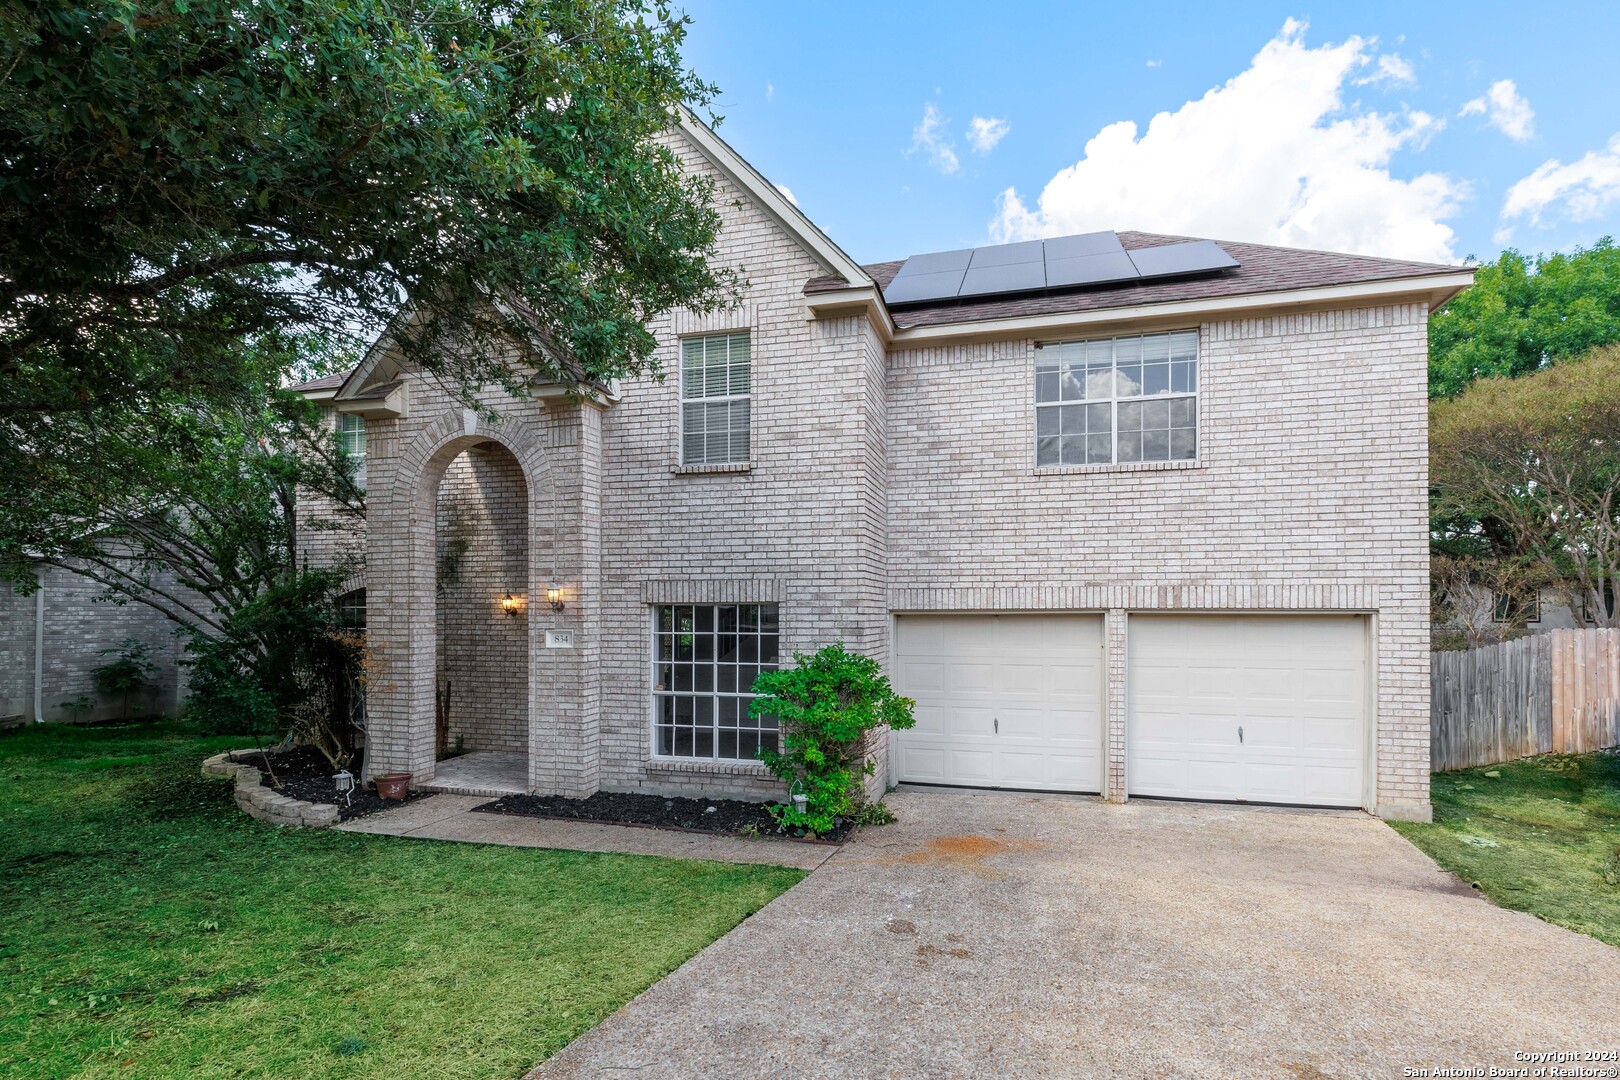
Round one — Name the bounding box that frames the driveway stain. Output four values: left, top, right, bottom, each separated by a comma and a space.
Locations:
896, 834, 1043, 867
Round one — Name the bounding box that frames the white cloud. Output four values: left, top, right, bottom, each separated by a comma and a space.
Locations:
1459, 79, 1534, 141
991, 19, 1463, 263
1501, 134, 1620, 226
1358, 52, 1415, 86
766, 81, 775, 102
967, 115, 1010, 155
1146, 59, 1161, 69
907, 102, 959, 175
775, 183, 798, 207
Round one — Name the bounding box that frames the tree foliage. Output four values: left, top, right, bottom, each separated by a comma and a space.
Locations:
1, 0, 735, 566
1430, 344, 1620, 630
749, 644, 916, 836
1430, 239, 1620, 398
5, 351, 369, 760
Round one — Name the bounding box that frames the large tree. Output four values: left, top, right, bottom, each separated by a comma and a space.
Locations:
1429, 239, 1620, 398
1, 0, 734, 580
1430, 344, 1620, 630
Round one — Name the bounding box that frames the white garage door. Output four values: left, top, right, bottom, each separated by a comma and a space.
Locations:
1128, 615, 1367, 807
893, 614, 1105, 793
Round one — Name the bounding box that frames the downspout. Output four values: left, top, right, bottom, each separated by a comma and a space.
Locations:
32, 566, 44, 722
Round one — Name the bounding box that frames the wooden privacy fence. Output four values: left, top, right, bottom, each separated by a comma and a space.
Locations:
1431, 628, 1620, 771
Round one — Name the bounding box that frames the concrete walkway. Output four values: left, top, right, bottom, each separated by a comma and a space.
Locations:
336, 793, 836, 870
531, 789, 1620, 1080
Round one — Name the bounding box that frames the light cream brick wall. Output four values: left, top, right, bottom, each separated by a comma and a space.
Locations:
593, 135, 891, 800
885, 304, 1432, 819
310, 127, 1433, 819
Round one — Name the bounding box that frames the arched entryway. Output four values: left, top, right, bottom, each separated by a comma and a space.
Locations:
362, 401, 600, 798
429, 440, 533, 790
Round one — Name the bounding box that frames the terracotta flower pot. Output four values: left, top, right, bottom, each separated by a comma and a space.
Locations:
373, 772, 412, 801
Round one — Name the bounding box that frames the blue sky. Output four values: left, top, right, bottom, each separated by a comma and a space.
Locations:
673, 2, 1620, 267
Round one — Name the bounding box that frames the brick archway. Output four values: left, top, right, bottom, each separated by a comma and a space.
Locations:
363, 403, 601, 796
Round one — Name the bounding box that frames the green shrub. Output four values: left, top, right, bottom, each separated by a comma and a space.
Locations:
750, 643, 915, 836
91, 639, 160, 720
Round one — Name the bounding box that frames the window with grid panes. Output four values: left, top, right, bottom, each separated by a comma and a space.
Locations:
1034, 330, 1198, 466
652, 604, 779, 760
337, 412, 367, 488
680, 332, 751, 465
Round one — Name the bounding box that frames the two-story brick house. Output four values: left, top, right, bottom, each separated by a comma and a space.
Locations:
297, 110, 1471, 822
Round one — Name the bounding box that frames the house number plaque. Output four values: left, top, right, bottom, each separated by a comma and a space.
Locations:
544, 629, 574, 649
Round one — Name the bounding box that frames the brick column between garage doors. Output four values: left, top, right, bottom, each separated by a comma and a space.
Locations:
1104, 608, 1128, 803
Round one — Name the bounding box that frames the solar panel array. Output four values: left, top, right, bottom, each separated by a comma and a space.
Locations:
880, 231, 1238, 306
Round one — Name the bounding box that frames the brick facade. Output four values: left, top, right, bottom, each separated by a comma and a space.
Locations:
1, 563, 187, 725
302, 122, 1440, 821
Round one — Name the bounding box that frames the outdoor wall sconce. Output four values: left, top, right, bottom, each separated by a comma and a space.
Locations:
501, 592, 525, 619
547, 582, 566, 613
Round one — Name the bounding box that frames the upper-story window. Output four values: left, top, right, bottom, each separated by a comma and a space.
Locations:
1035, 329, 1198, 466
337, 412, 366, 488
681, 332, 751, 465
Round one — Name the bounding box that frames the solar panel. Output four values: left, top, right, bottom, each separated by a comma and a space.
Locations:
1043, 231, 1126, 260
967, 238, 1045, 268
1126, 239, 1239, 279
1045, 250, 1141, 288
879, 232, 1238, 305
882, 268, 968, 304
961, 259, 1047, 296
901, 247, 975, 274
881, 246, 973, 304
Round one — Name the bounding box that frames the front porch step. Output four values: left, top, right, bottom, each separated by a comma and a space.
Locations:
419, 751, 528, 797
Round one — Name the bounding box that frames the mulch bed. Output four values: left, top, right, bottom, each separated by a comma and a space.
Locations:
229, 746, 430, 822
471, 790, 851, 844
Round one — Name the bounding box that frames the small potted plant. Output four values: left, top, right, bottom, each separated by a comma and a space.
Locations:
373, 772, 412, 800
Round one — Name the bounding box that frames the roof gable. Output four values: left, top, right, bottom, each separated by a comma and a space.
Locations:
673, 108, 872, 289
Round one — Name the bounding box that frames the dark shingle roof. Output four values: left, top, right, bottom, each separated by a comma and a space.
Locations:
287, 369, 353, 393
807, 232, 1465, 330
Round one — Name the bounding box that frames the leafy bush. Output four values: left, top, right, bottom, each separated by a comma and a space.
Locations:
750, 643, 915, 836
92, 639, 160, 720
850, 800, 897, 828
184, 568, 363, 766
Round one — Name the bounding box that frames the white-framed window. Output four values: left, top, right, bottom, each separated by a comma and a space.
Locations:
337, 412, 366, 488
1035, 329, 1198, 466
651, 604, 779, 760
680, 332, 751, 465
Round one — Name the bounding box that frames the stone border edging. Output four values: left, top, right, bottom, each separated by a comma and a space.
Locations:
201, 750, 340, 828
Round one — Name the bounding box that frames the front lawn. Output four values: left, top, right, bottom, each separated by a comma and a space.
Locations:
1391, 750, 1620, 947
0, 721, 804, 1079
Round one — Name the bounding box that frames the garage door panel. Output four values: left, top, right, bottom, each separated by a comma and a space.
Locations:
896, 747, 946, 784
1128, 615, 1366, 808
894, 614, 1104, 793
947, 662, 997, 693
1183, 758, 1246, 798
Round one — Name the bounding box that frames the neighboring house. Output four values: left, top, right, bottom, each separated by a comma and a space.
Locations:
1441, 583, 1614, 645
292, 111, 1472, 822
0, 563, 188, 726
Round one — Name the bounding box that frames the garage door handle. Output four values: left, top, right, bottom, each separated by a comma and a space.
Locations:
1238, 725, 1244, 744
994, 717, 999, 735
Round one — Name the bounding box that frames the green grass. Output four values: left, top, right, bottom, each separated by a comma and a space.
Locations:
0, 721, 805, 1079
1391, 750, 1620, 946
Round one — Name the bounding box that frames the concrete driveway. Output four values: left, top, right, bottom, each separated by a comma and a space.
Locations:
532, 789, 1620, 1079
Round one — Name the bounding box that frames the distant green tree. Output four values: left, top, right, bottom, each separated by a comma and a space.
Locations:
1429, 240, 1620, 397
1430, 344, 1620, 629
